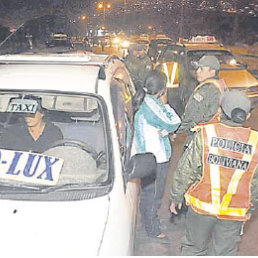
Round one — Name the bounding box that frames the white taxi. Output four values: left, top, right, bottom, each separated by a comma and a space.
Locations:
0, 53, 155, 257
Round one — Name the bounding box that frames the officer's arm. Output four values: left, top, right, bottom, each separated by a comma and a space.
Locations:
176, 84, 220, 134
170, 131, 202, 204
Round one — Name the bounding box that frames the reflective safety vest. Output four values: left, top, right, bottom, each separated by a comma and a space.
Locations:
195, 78, 228, 124
195, 78, 228, 97
185, 123, 258, 221
162, 62, 179, 88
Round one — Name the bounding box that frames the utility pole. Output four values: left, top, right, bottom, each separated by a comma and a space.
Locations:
123, 0, 127, 31
179, 0, 184, 38
232, 0, 238, 44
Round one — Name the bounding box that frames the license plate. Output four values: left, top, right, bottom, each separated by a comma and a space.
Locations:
0, 149, 64, 185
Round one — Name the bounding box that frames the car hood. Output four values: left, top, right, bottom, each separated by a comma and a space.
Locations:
220, 69, 258, 88
0, 195, 110, 258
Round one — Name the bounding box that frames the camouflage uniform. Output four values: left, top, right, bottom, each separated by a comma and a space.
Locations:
176, 76, 221, 134
124, 54, 153, 91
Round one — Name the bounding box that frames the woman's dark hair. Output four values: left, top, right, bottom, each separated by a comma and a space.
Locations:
132, 88, 145, 114
132, 70, 167, 115
144, 70, 167, 95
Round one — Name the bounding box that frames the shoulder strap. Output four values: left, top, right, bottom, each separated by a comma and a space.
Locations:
195, 78, 228, 93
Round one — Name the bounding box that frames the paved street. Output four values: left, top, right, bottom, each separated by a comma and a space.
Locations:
134, 106, 258, 256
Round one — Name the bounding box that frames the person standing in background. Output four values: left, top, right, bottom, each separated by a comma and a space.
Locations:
124, 43, 153, 91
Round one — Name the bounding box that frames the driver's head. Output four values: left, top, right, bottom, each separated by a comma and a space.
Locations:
23, 95, 45, 127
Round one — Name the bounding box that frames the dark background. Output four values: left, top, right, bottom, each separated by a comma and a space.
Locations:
0, 0, 257, 45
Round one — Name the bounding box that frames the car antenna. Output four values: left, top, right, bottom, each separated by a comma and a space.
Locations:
0, 22, 25, 48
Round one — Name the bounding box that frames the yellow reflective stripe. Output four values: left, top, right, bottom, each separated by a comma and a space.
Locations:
185, 193, 248, 217
220, 130, 258, 210
185, 193, 218, 214
162, 63, 170, 82
205, 125, 220, 210
162, 63, 178, 88
219, 207, 248, 216
220, 170, 245, 210
248, 130, 258, 156
163, 63, 172, 88
187, 128, 258, 218
170, 62, 178, 87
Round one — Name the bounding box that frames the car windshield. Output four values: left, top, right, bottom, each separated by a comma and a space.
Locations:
187, 50, 246, 70
0, 92, 109, 196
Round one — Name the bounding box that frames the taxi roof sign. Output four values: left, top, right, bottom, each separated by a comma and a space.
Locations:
53, 33, 68, 38
7, 99, 38, 114
188, 35, 218, 43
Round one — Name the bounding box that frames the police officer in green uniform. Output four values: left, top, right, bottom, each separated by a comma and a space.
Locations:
169, 90, 258, 256
124, 43, 153, 91
172, 55, 228, 217
176, 55, 226, 134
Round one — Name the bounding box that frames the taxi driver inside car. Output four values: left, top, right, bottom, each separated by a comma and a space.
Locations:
0, 96, 64, 186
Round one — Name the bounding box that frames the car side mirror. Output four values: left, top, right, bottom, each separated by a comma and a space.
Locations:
98, 65, 106, 80
125, 152, 157, 182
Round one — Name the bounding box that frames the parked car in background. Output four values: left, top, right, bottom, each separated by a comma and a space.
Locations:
0, 52, 155, 257
157, 35, 258, 115
45, 33, 73, 49
70, 36, 92, 51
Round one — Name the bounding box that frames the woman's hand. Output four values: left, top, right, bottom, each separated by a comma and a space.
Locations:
159, 91, 167, 104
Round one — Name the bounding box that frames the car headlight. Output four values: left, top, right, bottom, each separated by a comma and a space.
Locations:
121, 40, 130, 48
229, 58, 237, 66
113, 37, 120, 44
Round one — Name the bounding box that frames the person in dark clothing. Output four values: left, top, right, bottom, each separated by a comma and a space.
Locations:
147, 40, 159, 62
124, 43, 153, 91
1, 96, 63, 153
175, 55, 228, 154
177, 55, 227, 134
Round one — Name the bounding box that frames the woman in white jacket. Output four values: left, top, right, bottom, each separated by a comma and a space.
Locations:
133, 70, 181, 240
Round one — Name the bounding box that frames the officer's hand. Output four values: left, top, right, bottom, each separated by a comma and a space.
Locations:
170, 202, 182, 215
190, 125, 201, 132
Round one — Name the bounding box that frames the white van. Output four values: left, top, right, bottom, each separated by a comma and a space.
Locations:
0, 53, 155, 257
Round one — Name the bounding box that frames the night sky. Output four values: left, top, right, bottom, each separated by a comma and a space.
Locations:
0, 0, 257, 44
